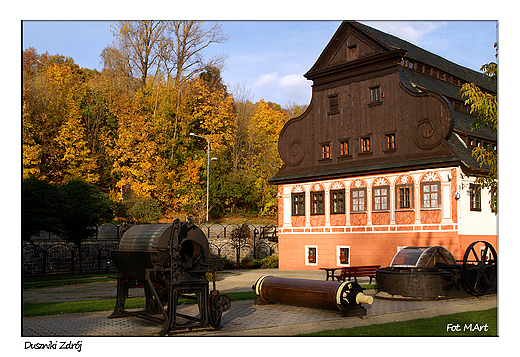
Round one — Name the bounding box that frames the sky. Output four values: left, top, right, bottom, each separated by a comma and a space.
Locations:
22, 20, 497, 107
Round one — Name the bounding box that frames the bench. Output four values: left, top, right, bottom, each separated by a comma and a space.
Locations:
334, 265, 380, 284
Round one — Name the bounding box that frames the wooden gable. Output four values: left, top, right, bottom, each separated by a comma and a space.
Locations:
306, 22, 390, 76
271, 22, 461, 185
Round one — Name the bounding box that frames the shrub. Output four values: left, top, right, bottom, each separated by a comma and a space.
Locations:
219, 256, 236, 270
260, 255, 279, 269
131, 197, 161, 223
250, 259, 262, 269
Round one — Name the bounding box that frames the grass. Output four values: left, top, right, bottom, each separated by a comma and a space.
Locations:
299, 308, 497, 337
23, 291, 257, 317
23, 273, 117, 289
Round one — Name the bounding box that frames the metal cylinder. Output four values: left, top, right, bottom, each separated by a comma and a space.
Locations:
253, 276, 372, 312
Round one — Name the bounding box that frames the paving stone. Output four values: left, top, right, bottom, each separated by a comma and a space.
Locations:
23, 295, 496, 337
23, 269, 497, 336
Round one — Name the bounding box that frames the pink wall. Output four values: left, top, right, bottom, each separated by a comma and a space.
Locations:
278, 231, 497, 270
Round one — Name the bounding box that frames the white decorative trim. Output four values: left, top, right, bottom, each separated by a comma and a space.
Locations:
331, 181, 344, 190
399, 175, 411, 184
423, 172, 439, 182
373, 177, 388, 186
293, 185, 305, 193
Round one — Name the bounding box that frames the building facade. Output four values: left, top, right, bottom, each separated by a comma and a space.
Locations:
269, 21, 497, 270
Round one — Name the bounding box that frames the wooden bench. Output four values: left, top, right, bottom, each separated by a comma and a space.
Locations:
334, 265, 380, 284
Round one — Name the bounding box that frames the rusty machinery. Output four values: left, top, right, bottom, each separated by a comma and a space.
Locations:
376, 241, 497, 299
253, 276, 374, 316
108, 218, 231, 335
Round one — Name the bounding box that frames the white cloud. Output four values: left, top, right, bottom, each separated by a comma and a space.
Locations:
363, 21, 447, 44
253, 72, 312, 105
254, 72, 279, 87
278, 74, 307, 89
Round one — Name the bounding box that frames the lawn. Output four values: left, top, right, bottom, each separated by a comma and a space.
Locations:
23, 273, 117, 289
22, 291, 257, 317
300, 308, 497, 336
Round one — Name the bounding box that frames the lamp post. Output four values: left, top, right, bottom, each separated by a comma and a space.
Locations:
189, 133, 217, 222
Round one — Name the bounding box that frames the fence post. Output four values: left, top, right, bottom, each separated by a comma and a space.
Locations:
70, 249, 75, 274
42, 249, 47, 276
97, 248, 102, 273
253, 227, 259, 259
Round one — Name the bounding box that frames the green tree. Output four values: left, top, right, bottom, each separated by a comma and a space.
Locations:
22, 177, 61, 241
57, 179, 114, 273
461, 43, 497, 213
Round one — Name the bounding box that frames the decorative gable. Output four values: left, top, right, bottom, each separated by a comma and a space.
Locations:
270, 21, 459, 186
306, 22, 390, 77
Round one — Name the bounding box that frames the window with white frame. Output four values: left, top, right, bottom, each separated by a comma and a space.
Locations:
373, 186, 389, 211
351, 187, 367, 212
337, 246, 350, 266
421, 181, 441, 208
305, 245, 318, 265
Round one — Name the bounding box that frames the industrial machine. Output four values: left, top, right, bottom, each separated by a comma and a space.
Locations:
108, 218, 231, 335
253, 276, 374, 316
376, 241, 497, 299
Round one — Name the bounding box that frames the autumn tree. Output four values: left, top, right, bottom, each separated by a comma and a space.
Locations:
111, 21, 170, 86
22, 49, 100, 184
229, 82, 256, 171
108, 87, 161, 199
165, 21, 228, 86
284, 101, 308, 119
109, 21, 227, 87
461, 43, 497, 213
250, 100, 287, 214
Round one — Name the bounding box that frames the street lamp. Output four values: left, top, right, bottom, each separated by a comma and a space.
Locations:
189, 133, 217, 222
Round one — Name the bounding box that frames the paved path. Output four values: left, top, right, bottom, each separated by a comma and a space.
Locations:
23, 269, 497, 336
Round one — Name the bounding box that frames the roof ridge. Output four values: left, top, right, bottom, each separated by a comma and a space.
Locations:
349, 21, 495, 92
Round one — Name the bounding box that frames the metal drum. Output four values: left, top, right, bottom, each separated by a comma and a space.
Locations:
108, 219, 230, 335
376, 241, 497, 299
253, 276, 373, 316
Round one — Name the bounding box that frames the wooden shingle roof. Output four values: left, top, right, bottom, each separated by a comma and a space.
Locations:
351, 21, 496, 93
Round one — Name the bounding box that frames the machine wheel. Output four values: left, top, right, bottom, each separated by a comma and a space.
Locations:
209, 294, 231, 328
462, 241, 497, 296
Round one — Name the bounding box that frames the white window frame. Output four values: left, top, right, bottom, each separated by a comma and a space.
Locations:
421, 181, 441, 209
337, 246, 350, 266
305, 245, 318, 266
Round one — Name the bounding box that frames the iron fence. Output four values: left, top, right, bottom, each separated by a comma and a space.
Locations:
22, 223, 278, 276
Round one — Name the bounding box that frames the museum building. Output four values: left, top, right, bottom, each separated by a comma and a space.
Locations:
269, 21, 497, 270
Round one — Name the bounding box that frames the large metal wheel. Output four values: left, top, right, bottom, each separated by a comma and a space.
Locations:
209, 294, 231, 329
462, 241, 497, 296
